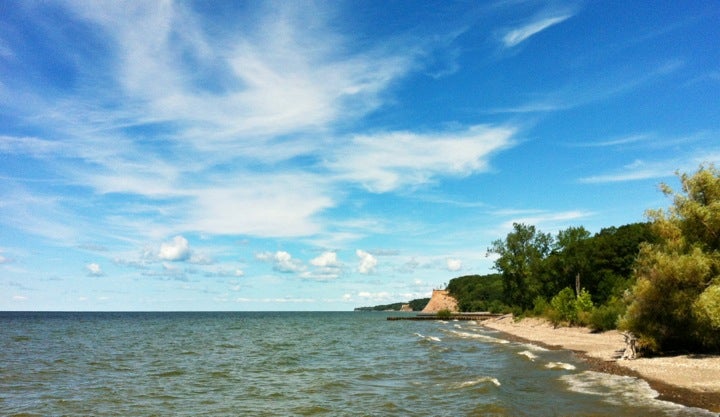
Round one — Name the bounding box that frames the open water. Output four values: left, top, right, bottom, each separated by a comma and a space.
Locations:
0, 311, 716, 416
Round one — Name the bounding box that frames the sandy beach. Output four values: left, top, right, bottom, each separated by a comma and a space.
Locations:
482, 315, 720, 412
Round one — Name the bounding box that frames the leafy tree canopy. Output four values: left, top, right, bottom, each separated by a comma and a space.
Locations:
622, 164, 720, 353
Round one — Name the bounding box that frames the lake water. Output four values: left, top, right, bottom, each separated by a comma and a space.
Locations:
1, 311, 716, 416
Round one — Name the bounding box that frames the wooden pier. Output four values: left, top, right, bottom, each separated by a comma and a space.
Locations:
387, 313, 503, 321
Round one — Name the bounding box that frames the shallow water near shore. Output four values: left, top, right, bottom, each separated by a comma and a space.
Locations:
1, 311, 716, 416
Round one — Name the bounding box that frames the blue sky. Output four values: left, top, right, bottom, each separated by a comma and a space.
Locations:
1, 1, 718, 311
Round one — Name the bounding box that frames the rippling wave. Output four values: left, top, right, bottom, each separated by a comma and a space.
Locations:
0, 312, 714, 416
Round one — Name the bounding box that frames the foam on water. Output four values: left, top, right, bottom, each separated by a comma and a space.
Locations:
450, 376, 502, 389
545, 361, 576, 370
518, 350, 538, 361
414, 333, 441, 342
518, 342, 549, 352
560, 371, 717, 416
444, 329, 511, 344
2, 312, 715, 417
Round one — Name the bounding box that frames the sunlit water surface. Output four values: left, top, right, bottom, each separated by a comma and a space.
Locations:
1, 312, 715, 416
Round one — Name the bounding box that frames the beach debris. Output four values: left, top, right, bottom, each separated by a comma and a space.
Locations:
621, 332, 637, 360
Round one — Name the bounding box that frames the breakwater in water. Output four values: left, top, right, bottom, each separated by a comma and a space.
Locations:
387, 313, 503, 320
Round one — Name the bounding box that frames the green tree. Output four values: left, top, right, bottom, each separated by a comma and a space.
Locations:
533, 226, 590, 303
488, 223, 553, 310
621, 165, 720, 353
588, 223, 656, 304
447, 274, 505, 312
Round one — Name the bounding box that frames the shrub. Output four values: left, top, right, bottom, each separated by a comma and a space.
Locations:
575, 288, 594, 326
436, 309, 452, 320
531, 296, 550, 316
550, 287, 577, 324
588, 297, 624, 331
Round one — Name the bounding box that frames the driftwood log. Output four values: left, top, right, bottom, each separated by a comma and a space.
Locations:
621, 332, 637, 360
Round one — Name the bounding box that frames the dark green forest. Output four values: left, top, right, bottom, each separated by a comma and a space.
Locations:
449, 165, 720, 354
354, 298, 430, 312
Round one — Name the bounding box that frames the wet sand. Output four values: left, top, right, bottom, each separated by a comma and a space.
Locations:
482, 315, 720, 412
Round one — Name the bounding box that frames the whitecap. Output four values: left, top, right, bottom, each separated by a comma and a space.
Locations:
444, 329, 511, 344
518, 342, 549, 352
560, 371, 717, 416
454, 324, 462, 329
414, 332, 441, 342
518, 350, 538, 361
451, 376, 501, 389
545, 361, 576, 370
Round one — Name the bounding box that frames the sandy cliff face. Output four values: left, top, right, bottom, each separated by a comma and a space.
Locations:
421, 290, 458, 313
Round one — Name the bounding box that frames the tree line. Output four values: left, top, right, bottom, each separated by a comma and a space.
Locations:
448, 165, 720, 354
354, 298, 430, 312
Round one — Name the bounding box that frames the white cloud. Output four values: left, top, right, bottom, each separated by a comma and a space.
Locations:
0, 254, 11, 264
310, 251, 340, 267
303, 251, 343, 280
274, 251, 305, 273
86, 262, 103, 276
328, 125, 516, 192
502, 14, 572, 47
356, 249, 378, 274
0, 135, 65, 158
446, 258, 462, 272
188, 252, 213, 265
203, 267, 244, 278
357, 291, 392, 303
186, 175, 334, 237
497, 210, 594, 235
573, 134, 651, 148
489, 61, 683, 115
257, 251, 306, 274
0, 1, 424, 244
62, 1, 414, 144
579, 157, 703, 184
159, 236, 191, 262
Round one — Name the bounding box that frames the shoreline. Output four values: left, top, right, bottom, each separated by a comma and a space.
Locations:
481, 315, 720, 413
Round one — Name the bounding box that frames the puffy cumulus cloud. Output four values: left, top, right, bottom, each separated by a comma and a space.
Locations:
356, 249, 377, 274
256, 251, 306, 273
86, 263, 103, 276
310, 251, 340, 267
159, 236, 191, 262
446, 258, 462, 272
302, 251, 343, 281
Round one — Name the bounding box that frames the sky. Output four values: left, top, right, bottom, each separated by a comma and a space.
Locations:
1, 1, 719, 311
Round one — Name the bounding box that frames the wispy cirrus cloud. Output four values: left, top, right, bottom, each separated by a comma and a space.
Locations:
489, 60, 684, 114
327, 125, 516, 192
502, 14, 572, 47
2, 1, 517, 247
571, 134, 652, 148
492, 209, 594, 235
579, 141, 720, 184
